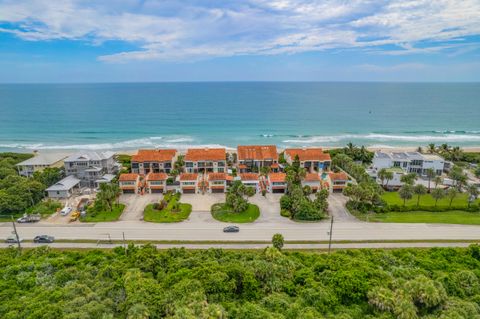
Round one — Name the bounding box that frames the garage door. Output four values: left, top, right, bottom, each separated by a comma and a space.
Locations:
122, 189, 135, 194
272, 189, 286, 194
151, 189, 163, 194
183, 189, 196, 194
212, 188, 224, 193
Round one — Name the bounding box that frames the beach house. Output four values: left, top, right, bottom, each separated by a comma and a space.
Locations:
64, 151, 119, 187
284, 148, 331, 172
328, 172, 349, 192
119, 173, 140, 194
239, 173, 260, 193
207, 173, 230, 193
184, 148, 226, 173
16, 152, 68, 177
145, 172, 168, 193
179, 173, 199, 193
237, 145, 278, 173
372, 151, 445, 176
267, 172, 287, 193
45, 175, 81, 199
131, 149, 176, 174
301, 173, 322, 193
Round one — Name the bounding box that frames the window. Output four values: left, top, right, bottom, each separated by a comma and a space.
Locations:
183, 181, 195, 186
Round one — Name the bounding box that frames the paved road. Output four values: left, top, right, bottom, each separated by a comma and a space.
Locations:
2, 219, 480, 242
1, 241, 477, 250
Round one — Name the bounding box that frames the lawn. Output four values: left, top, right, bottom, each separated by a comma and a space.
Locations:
81, 204, 125, 222
0, 200, 62, 222
359, 210, 480, 225
144, 203, 192, 223
381, 191, 479, 208
211, 203, 260, 223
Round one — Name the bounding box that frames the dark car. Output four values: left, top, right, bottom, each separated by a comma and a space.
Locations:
33, 235, 55, 243
223, 226, 239, 233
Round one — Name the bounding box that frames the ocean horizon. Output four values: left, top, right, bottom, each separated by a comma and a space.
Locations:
1, 82, 479, 152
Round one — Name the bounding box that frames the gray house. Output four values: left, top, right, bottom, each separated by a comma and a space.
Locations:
46, 175, 81, 198
64, 151, 120, 187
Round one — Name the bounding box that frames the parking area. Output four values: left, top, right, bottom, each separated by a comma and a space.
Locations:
119, 194, 159, 221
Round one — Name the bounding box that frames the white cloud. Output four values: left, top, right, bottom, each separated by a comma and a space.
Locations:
0, 0, 479, 62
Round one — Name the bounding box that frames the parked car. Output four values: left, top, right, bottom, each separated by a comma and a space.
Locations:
17, 214, 41, 223
33, 235, 55, 243
5, 236, 23, 244
223, 226, 240, 233
60, 206, 73, 216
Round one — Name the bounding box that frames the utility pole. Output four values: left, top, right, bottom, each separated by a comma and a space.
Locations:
11, 216, 21, 252
328, 216, 334, 254
122, 232, 127, 254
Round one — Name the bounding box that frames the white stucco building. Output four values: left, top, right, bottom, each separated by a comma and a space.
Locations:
372, 151, 445, 176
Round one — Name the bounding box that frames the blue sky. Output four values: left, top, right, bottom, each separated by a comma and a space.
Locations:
1, 0, 480, 82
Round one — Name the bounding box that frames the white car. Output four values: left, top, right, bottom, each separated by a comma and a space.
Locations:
60, 206, 73, 216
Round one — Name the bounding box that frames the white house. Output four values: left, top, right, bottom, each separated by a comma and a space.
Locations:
64, 151, 120, 187
46, 175, 81, 199
16, 152, 68, 177
372, 151, 445, 176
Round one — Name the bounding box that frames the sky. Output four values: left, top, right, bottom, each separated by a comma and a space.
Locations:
0, 0, 480, 83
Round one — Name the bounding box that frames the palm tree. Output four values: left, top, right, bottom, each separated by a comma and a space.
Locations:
427, 143, 436, 154
440, 143, 450, 153
413, 184, 427, 206
425, 168, 436, 193
378, 168, 388, 188
450, 146, 464, 162
446, 188, 458, 208
399, 184, 414, 206
400, 173, 417, 186
345, 142, 356, 156
384, 171, 394, 189
431, 188, 444, 207
434, 176, 443, 188
466, 184, 479, 207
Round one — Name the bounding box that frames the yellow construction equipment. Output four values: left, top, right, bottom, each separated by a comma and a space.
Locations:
69, 211, 80, 222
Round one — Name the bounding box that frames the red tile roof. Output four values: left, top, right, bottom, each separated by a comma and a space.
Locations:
146, 172, 168, 181
268, 172, 286, 183
285, 148, 331, 162
208, 173, 227, 181
304, 173, 321, 181
179, 173, 198, 181
237, 145, 278, 161
329, 172, 349, 181
119, 173, 139, 181
131, 149, 176, 162
184, 148, 226, 161
239, 173, 259, 181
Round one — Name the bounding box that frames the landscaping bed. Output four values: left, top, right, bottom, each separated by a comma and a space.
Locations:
211, 203, 260, 223
81, 204, 125, 222
144, 192, 192, 223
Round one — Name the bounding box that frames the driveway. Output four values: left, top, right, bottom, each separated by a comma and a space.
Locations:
327, 193, 359, 222
119, 194, 159, 221
180, 193, 224, 211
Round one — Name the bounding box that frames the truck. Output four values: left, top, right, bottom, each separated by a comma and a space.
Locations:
16, 214, 41, 223
69, 211, 81, 222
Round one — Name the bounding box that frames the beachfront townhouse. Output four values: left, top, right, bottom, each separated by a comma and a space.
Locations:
179, 173, 199, 193
207, 173, 231, 193
16, 152, 68, 177
184, 148, 226, 173
145, 172, 168, 193
284, 148, 331, 172
119, 173, 140, 194
267, 172, 287, 193
64, 151, 119, 187
237, 145, 278, 173
328, 172, 349, 192
301, 173, 322, 193
239, 173, 261, 193
131, 149, 176, 174
373, 151, 445, 176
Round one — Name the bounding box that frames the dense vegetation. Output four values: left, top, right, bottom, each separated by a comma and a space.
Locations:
2, 245, 480, 318
328, 143, 374, 164
280, 155, 328, 221
144, 192, 192, 223
0, 152, 63, 217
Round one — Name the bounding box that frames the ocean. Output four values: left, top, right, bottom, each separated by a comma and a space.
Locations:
0, 82, 479, 152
